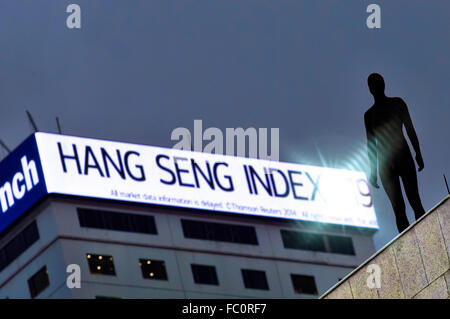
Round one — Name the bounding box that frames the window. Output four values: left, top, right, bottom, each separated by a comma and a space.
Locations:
181, 219, 258, 245
326, 235, 355, 255
28, 266, 50, 298
281, 230, 355, 255
86, 254, 116, 276
139, 258, 168, 280
0, 221, 39, 272
281, 230, 326, 252
77, 208, 157, 235
241, 269, 269, 290
291, 274, 318, 295
191, 264, 219, 285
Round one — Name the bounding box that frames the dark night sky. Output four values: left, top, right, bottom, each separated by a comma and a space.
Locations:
0, 0, 449, 250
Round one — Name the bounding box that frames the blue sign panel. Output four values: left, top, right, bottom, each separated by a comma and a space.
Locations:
0, 135, 47, 235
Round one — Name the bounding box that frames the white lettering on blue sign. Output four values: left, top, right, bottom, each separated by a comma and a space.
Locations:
0, 156, 39, 213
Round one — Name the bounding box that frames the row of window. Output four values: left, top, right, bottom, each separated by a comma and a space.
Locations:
78, 208, 356, 255
85, 253, 318, 295
0, 208, 356, 276
24, 252, 319, 298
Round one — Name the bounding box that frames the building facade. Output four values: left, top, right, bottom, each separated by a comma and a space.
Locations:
0, 133, 378, 299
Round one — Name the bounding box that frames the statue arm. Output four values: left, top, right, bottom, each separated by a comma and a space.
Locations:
364, 112, 379, 187
399, 99, 424, 171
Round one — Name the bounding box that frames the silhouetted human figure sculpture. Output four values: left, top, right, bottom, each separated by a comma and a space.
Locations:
364, 73, 426, 233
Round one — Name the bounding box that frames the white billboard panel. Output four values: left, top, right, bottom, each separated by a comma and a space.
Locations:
35, 133, 378, 229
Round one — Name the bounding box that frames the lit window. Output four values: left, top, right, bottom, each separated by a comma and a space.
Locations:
139, 259, 168, 280
86, 253, 116, 276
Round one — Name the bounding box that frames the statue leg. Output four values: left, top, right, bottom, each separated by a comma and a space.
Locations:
380, 166, 410, 233
400, 155, 426, 221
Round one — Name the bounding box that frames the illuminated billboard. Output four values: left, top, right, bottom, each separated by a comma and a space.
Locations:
0, 132, 378, 234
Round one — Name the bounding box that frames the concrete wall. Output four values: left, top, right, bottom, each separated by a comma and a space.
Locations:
321, 196, 450, 299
